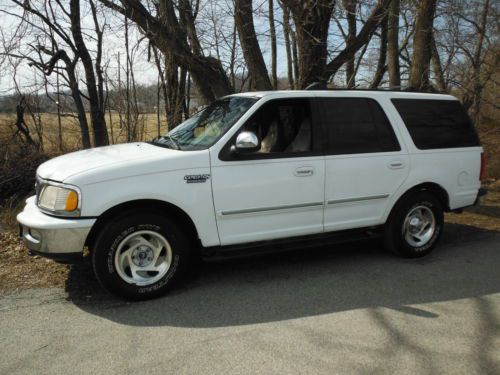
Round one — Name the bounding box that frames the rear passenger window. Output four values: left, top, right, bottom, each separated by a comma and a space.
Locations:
319, 98, 400, 155
392, 99, 480, 149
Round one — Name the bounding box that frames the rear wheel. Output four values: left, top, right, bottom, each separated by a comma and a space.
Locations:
384, 192, 444, 258
92, 212, 191, 300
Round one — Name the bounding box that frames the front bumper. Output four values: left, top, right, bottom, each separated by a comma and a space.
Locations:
17, 196, 96, 263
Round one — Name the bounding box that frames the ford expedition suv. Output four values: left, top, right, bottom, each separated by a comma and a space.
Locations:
17, 90, 486, 299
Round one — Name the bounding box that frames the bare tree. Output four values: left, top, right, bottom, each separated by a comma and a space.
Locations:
387, 0, 401, 87
431, 36, 446, 91
268, 0, 278, 89
463, 0, 492, 122
70, 0, 109, 145
98, 0, 232, 103
408, 0, 437, 90
235, 0, 272, 90
324, 0, 392, 84
279, 1, 295, 88
1, 0, 93, 148
370, 14, 388, 88
281, 0, 335, 88
343, 0, 358, 88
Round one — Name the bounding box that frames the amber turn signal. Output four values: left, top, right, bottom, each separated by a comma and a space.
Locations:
65, 190, 79, 211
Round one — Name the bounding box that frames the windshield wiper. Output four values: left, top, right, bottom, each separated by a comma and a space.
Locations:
153, 135, 182, 150
165, 135, 181, 150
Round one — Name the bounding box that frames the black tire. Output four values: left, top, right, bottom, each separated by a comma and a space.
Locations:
92, 211, 191, 300
384, 192, 444, 258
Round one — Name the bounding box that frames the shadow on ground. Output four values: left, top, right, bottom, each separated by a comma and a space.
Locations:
468, 204, 500, 219
65, 223, 500, 328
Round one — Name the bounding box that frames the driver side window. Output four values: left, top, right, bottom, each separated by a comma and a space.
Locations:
242, 98, 313, 155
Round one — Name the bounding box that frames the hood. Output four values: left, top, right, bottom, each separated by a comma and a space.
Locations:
37, 143, 181, 182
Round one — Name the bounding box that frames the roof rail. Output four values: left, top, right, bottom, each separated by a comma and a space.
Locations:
302, 82, 444, 94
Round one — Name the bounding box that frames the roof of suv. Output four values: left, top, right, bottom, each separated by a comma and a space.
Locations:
230, 90, 457, 101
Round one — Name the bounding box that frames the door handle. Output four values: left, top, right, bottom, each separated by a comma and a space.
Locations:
388, 160, 405, 169
294, 166, 314, 177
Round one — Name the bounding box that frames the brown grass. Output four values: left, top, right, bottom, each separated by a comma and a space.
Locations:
0, 112, 166, 153
0, 197, 26, 230
0, 231, 68, 293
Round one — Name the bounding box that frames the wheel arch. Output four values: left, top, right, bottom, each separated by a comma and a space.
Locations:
85, 199, 200, 251
386, 182, 450, 222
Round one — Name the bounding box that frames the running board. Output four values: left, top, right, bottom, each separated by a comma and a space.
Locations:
201, 226, 383, 261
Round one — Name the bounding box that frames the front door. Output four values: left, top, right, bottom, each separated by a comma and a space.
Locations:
210, 98, 325, 246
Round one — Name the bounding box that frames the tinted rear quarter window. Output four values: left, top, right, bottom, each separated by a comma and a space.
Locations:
318, 98, 400, 155
392, 99, 480, 149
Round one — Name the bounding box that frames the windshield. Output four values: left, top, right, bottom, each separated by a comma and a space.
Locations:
152, 96, 259, 151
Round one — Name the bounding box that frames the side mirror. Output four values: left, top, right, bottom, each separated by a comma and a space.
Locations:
231, 131, 260, 153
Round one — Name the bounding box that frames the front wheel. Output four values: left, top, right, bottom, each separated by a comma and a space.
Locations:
92, 212, 191, 300
384, 192, 444, 258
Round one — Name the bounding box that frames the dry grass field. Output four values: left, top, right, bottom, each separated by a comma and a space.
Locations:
0, 112, 168, 153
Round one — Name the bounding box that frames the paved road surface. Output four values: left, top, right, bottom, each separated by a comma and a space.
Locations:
1, 224, 499, 374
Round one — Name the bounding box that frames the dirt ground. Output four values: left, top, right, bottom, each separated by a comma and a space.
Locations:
1, 179, 499, 295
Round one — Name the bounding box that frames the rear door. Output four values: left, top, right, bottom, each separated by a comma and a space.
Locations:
318, 96, 410, 231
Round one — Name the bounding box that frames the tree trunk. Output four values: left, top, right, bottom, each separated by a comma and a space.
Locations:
269, 0, 278, 89
370, 15, 388, 88
431, 36, 446, 91
387, 0, 401, 88
235, 0, 272, 90
124, 15, 132, 141
280, 1, 295, 89
45, 51, 91, 149
14, 99, 38, 149
89, 0, 105, 115
67, 67, 91, 149
343, 0, 357, 88
156, 76, 161, 137
162, 52, 186, 130
284, 0, 334, 88
70, 0, 108, 146
104, 74, 115, 144
291, 28, 299, 88
56, 68, 63, 151
408, 0, 437, 90
471, 0, 490, 124
229, 23, 238, 90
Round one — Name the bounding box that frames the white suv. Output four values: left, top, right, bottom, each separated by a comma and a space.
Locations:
17, 90, 486, 299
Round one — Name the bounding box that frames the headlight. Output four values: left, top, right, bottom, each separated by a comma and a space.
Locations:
38, 182, 81, 217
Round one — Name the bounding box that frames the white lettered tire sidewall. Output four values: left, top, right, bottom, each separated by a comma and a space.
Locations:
92, 212, 190, 300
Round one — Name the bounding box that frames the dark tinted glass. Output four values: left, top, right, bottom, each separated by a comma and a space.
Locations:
319, 98, 400, 155
392, 99, 480, 149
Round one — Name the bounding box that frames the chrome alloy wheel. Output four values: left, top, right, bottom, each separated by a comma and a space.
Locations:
402, 205, 436, 247
114, 230, 172, 286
